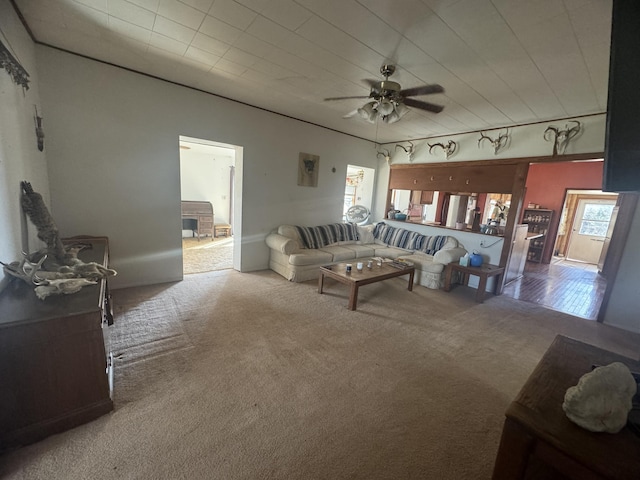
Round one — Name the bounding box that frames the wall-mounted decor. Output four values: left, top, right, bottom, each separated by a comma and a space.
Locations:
428, 140, 457, 159
478, 129, 509, 155
376, 146, 391, 165
34, 106, 44, 151
298, 152, 319, 187
395, 141, 415, 161
0, 38, 30, 90
544, 121, 581, 156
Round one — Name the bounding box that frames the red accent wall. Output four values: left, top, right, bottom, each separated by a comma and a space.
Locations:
523, 161, 603, 263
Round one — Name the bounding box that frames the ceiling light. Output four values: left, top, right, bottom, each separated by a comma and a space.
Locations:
377, 99, 394, 116
357, 101, 377, 123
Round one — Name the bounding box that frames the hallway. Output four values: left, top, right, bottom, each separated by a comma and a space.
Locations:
502, 259, 606, 320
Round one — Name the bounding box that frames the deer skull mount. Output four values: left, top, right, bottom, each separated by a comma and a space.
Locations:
395, 141, 415, 161
478, 130, 509, 155
427, 140, 457, 159
544, 121, 581, 156
376, 146, 391, 164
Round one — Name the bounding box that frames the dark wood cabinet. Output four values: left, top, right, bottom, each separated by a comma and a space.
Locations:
389, 163, 519, 194
181, 200, 214, 240
522, 208, 553, 263
0, 237, 114, 451
492, 335, 640, 479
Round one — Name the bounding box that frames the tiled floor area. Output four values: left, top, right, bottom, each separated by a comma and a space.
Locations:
502, 258, 606, 320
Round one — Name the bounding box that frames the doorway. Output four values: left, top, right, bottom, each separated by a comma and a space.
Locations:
554, 190, 618, 265
179, 136, 240, 275
343, 165, 375, 221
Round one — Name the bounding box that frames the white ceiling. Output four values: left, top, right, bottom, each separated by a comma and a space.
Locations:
13, 0, 612, 143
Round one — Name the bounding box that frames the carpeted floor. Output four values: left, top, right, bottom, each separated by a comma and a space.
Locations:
182, 236, 233, 274
1, 270, 638, 479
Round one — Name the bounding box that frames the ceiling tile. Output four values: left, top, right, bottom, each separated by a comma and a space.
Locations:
191, 31, 231, 56
200, 14, 243, 43
157, 0, 205, 29
215, 57, 248, 75
108, 0, 156, 29
126, 0, 160, 13
154, 15, 197, 43
108, 16, 152, 43
75, 0, 107, 12
222, 47, 260, 67
259, 0, 313, 31
185, 45, 220, 65
179, 0, 214, 13
149, 31, 189, 55
208, 0, 257, 30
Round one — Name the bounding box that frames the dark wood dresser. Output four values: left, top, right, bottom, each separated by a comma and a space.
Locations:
0, 237, 114, 451
492, 335, 640, 479
181, 200, 214, 240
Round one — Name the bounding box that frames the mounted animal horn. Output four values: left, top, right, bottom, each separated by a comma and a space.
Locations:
478, 129, 509, 155
395, 141, 415, 161
427, 140, 457, 159
544, 121, 581, 156
376, 146, 391, 164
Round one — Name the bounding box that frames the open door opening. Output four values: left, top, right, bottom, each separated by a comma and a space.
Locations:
179, 136, 240, 275
343, 165, 375, 223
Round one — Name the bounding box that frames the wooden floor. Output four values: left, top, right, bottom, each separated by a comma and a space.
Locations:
502, 258, 606, 321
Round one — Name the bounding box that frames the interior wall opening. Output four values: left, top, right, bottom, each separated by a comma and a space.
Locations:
179, 136, 240, 275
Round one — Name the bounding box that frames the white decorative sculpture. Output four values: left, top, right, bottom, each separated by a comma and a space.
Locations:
562, 362, 637, 433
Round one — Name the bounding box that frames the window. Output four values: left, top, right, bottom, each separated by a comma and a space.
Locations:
578, 203, 614, 237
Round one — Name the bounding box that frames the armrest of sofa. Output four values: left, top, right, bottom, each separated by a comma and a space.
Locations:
433, 247, 468, 265
266, 233, 299, 255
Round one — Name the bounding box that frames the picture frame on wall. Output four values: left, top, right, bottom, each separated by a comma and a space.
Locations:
298, 152, 319, 187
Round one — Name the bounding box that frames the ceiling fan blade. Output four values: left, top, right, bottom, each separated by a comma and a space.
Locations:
324, 95, 370, 101
362, 79, 378, 87
399, 84, 444, 97
342, 109, 359, 119
403, 97, 444, 113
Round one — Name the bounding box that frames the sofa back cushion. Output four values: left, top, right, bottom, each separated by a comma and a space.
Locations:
294, 223, 359, 249
373, 222, 453, 254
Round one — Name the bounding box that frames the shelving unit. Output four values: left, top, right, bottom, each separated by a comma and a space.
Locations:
523, 208, 554, 263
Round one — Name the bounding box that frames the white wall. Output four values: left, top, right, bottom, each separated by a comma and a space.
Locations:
180, 145, 234, 231
0, 2, 49, 292
36, 46, 376, 289
602, 203, 640, 333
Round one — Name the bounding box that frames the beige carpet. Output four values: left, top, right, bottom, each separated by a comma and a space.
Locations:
1, 270, 638, 479
183, 236, 233, 274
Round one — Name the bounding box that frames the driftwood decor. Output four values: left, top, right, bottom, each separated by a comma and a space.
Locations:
0, 38, 30, 90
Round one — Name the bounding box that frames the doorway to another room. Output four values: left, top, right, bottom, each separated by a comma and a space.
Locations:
343, 165, 375, 222
179, 137, 238, 275
514, 189, 618, 319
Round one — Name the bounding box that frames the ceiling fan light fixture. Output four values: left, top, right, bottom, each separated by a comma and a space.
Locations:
358, 101, 377, 123
377, 98, 395, 116
383, 110, 400, 124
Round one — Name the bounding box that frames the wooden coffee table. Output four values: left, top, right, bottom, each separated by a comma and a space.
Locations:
318, 260, 415, 311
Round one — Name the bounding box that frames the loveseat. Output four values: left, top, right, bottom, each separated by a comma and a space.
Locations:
265, 222, 467, 288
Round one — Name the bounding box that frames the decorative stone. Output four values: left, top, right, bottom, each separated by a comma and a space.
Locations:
562, 362, 637, 433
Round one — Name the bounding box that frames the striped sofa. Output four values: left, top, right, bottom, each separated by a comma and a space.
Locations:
265, 222, 467, 288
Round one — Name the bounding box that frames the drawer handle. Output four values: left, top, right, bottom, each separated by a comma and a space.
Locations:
449, 176, 453, 181
413, 179, 417, 184
466, 179, 470, 185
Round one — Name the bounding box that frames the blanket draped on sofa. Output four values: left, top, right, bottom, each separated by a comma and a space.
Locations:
295, 223, 359, 249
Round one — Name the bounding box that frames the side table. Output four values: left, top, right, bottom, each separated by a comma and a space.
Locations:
443, 262, 505, 303
492, 335, 640, 479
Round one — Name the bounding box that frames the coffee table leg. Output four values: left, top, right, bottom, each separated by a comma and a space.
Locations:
407, 270, 414, 291
348, 285, 358, 310
318, 272, 325, 294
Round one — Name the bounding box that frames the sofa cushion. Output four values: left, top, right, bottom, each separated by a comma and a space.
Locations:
295, 223, 359, 249
356, 224, 375, 244
288, 249, 333, 266
318, 246, 358, 262
341, 244, 375, 258
415, 234, 450, 255
278, 225, 303, 249
373, 246, 414, 259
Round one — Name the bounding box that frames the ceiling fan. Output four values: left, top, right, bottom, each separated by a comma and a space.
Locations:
324, 64, 445, 124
